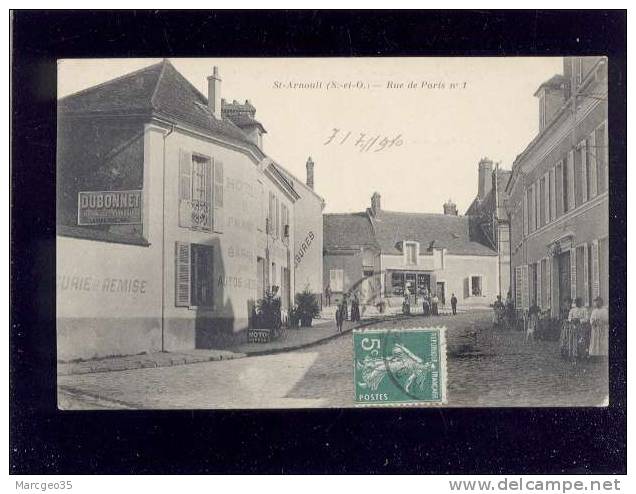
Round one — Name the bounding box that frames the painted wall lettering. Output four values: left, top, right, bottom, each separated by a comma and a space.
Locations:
295, 231, 315, 268
57, 275, 148, 294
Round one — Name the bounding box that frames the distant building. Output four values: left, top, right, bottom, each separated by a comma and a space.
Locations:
465, 157, 512, 298
323, 193, 499, 309
506, 56, 608, 316
56, 60, 324, 360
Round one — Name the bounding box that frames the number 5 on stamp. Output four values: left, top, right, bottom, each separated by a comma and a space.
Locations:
353, 327, 447, 406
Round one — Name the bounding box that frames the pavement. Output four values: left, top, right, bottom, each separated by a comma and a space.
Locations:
57, 313, 397, 376
58, 310, 608, 409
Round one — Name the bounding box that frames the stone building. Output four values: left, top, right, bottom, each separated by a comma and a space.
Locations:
56, 60, 324, 360
323, 193, 500, 310
465, 157, 512, 299
505, 56, 608, 316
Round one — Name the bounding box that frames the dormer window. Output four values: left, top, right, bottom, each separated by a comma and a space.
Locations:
404, 241, 419, 265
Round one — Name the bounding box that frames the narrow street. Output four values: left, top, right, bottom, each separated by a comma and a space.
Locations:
58, 311, 608, 409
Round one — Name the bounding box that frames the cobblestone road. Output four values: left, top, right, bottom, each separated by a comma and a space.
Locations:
58, 311, 608, 409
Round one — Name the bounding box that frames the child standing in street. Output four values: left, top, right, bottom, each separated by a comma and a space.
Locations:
525, 305, 539, 343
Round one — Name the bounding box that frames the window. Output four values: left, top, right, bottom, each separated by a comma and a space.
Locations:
404, 242, 417, 265
391, 272, 405, 296
541, 258, 550, 308
470, 276, 483, 297
329, 269, 344, 292
563, 154, 571, 213
175, 242, 214, 307
574, 141, 588, 207
178, 150, 223, 232
595, 123, 608, 194
281, 204, 289, 241
275, 196, 280, 238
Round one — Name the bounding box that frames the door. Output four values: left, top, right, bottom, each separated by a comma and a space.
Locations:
557, 251, 571, 311
436, 282, 445, 306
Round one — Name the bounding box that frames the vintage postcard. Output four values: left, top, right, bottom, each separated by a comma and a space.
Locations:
55, 57, 609, 409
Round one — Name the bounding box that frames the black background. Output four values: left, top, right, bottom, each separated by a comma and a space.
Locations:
10, 10, 627, 474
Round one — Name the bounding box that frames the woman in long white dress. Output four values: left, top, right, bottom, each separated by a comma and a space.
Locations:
588, 297, 609, 358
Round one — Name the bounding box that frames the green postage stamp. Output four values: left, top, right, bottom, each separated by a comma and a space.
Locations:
353, 327, 447, 406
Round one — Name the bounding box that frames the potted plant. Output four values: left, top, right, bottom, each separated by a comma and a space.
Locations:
295, 288, 320, 327
255, 289, 282, 335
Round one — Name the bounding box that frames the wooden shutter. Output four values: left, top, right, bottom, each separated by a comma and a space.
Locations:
213, 159, 223, 232
179, 149, 192, 228
463, 277, 470, 299
567, 150, 575, 211
523, 190, 528, 236
570, 247, 577, 300
515, 266, 523, 309
536, 262, 542, 309
175, 241, 191, 307
521, 265, 529, 310
581, 141, 588, 203
582, 243, 589, 306
591, 240, 600, 299
589, 133, 598, 198
545, 257, 552, 311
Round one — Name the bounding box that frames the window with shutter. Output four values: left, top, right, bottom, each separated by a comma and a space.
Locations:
581, 140, 589, 203
191, 155, 212, 231
582, 244, 589, 306
213, 160, 224, 233
178, 149, 192, 228
175, 241, 191, 307
567, 150, 575, 212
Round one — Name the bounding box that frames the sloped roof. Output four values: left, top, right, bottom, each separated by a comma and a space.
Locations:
58, 59, 255, 147
533, 73, 565, 96
324, 213, 377, 251
370, 210, 496, 256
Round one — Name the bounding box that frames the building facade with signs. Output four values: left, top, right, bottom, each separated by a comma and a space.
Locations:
506, 56, 609, 316
323, 193, 499, 310
57, 60, 324, 360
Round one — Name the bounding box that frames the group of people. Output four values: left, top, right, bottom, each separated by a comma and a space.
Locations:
492, 293, 516, 330
418, 288, 441, 316
335, 291, 361, 333
559, 296, 609, 362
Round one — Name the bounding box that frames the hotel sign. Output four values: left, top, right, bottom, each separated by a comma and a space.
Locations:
78, 190, 143, 225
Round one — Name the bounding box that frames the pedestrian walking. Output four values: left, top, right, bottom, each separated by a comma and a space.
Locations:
588, 297, 608, 358
351, 291, 361, 322
422, 296, 431, 317
431, 294, 439, 316
493, 295, 505, 329
335, 300, 345, 333
450, 293, 458, 315
325, 284, 332, 307
525, 305, 539, 343
504, 291, 515, 329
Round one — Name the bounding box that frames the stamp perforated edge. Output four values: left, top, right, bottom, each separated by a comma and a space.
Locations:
352, 326, 448, 407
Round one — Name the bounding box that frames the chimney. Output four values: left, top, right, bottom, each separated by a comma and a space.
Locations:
306, 157, 314, 189
534, 74, 565, 132
443, 199, 458, 216
478, 158, 493, 200
207, 66, 222, 119
371, 192, 381, 215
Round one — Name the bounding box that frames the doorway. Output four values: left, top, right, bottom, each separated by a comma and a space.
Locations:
436, 281, 446, 306
557, 251, 571, 311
